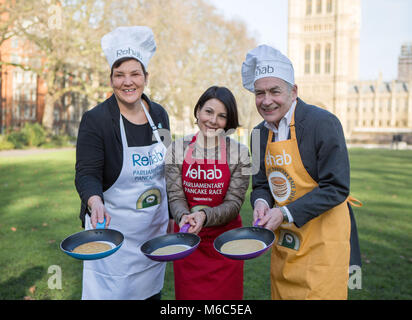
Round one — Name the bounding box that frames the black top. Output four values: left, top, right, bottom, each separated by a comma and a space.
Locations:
75, 93, 171, 226
122, 116, 154, 147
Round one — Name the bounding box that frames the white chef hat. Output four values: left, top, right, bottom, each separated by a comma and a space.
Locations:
101, 26, 156, 70
241, 45, 295, 92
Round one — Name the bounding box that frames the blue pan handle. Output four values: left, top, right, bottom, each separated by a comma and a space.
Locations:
96, 217, 106, 229
179, 223, 190, 233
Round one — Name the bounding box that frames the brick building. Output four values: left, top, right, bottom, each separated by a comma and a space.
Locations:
0, 34, 94, 136
0, 36, 46, 133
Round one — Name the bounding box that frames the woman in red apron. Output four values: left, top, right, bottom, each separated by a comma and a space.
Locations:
165, 86, 251, 300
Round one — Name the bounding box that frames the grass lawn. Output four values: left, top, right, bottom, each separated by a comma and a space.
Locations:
0, 148, 411, 300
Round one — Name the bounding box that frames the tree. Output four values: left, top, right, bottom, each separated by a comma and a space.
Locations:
4, 0, 259, 133
130, 0, 259, 133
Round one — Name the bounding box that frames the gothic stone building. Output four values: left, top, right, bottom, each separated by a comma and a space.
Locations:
288, 0, 412, 145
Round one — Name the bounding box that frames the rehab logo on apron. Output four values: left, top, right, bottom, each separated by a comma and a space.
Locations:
136, 188, 161, 209
267, 167, 297, 204
278, 229, 300, 250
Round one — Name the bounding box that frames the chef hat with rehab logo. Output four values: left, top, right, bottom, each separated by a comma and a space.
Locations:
101, 26, 156, 70
241, 44, 295, 92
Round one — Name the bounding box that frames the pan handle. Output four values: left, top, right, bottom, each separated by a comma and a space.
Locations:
179, 223, 190, 233
253, 218, 261, 227
96, 217, 106, 229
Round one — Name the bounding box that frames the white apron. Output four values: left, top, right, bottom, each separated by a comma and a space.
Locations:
82, 101, 169, 300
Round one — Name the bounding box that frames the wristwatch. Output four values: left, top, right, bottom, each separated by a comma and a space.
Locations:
279, 207, 289, 223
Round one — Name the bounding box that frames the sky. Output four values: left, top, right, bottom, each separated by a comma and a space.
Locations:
207, 0, 412, 81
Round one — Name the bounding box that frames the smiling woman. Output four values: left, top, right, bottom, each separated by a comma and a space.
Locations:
165, 85, 251, 300
74, 26, 172, 300
194, 86, 240, 138
110, 58, 148, 114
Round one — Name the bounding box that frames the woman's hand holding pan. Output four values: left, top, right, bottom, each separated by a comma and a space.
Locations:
179, 211, 206, 235
88, 195, 111, 229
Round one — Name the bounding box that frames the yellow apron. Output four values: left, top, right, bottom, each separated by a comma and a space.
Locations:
265, 111, 351, 300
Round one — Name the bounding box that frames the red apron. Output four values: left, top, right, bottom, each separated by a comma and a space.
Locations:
173, 134, 243, 300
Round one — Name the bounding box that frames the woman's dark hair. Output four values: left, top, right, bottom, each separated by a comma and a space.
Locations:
194, 86, 240, 131
110, 57, 148, 79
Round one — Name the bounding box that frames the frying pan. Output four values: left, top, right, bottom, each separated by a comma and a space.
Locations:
60, 219, 124, 260
214, 219, 275, 260
141, 224, 200, 262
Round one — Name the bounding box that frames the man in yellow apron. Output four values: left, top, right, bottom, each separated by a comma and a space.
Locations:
241, 45, 361, 300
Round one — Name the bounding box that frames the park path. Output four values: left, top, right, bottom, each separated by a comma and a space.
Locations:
0, 147, 75, 158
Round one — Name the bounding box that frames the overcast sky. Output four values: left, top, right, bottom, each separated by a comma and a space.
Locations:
207, 0, 412, 81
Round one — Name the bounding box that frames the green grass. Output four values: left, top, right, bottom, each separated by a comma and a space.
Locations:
0, 148, 411, 300
347, 149, 412, 300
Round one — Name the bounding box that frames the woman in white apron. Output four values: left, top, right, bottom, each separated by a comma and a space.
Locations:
75, 26, 170, 300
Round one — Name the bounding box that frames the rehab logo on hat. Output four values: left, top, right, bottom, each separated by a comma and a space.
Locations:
255, 64, 275, 77
101, 26, 156, 70
116, 47, 143, 61
242, 45, 295, 93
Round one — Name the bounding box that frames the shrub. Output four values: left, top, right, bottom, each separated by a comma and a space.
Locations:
42, 134, 74, 148
21, 122, 46, 147
0, 134, 14, 150
3, 123, 74, 150
6, 130, 28, 149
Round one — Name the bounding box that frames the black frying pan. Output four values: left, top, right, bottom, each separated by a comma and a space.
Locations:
214, 219, 275, 260
60, 219, 124, 260
141, 224, 200, 262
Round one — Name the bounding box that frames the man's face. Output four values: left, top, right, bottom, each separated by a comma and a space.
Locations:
254, 77, 297, 126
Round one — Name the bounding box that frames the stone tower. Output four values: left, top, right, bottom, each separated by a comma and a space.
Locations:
398, 42, 412, 82
288, 0, 361, 131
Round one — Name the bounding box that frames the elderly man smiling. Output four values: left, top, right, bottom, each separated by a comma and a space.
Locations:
243, 45, 362, 300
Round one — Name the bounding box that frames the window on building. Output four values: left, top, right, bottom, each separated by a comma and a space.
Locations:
54, 107, 60, 121
305, 45, 311, 74
316, 0, 322, 14
306, 0, 312, 15
325, 43, 331, 74
12, 69, 38, 121
11, 54, 21, 64
11, 38, 19, 49
315, 44, 321, 74
327, 0, 333, 13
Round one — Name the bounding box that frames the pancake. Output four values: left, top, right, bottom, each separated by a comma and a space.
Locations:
271, 177, 288, 198
220, 239, 266, 255
72, 241, 112, 254
151, 244, 190, 256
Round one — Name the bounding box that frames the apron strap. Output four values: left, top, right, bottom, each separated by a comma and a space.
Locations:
119, 100, 163, 147
119, 112, 129, 151
347, 195, 363, 207
140, 100, 162, 144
